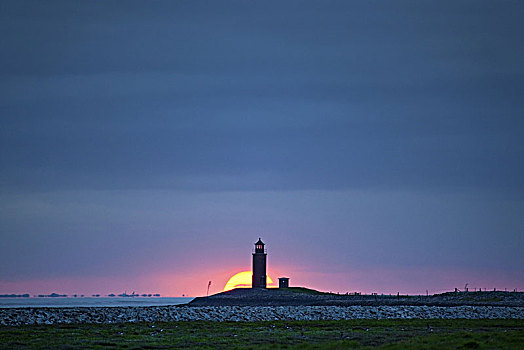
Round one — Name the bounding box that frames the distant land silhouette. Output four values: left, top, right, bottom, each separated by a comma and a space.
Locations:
0, 294, 30, 298
0, 292, 161, 298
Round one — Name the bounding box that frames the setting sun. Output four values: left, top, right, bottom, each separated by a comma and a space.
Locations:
223, 271, 274, 292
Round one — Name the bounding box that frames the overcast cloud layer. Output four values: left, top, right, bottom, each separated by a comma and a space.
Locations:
1, 1, 523, 295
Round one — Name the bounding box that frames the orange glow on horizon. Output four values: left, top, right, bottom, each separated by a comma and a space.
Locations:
222, 271, 275, 292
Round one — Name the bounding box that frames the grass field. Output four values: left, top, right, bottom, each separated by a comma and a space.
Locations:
1, 319, 523, 349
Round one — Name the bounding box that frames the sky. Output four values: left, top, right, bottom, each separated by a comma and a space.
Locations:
1, 1, 523, 297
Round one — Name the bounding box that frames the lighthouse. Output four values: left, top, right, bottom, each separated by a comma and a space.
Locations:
252, 238, 267, 288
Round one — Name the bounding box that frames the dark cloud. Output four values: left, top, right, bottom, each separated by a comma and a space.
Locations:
2, 1, 523, 193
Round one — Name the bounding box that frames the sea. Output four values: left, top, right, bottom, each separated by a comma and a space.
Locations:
0, 297, 194, 308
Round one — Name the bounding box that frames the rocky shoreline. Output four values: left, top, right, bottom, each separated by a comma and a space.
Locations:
1, 305, 524, 326
3, 290, 523, 326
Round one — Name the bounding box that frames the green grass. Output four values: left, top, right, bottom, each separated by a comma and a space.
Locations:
461, 297, 504, 303
276, 287, 335, 295
1, 319, 523, 349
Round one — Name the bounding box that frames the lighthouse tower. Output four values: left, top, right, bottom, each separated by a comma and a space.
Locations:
252, 238, 267, 288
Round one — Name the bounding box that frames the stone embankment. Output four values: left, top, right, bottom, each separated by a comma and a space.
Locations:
1, 305, 523, 326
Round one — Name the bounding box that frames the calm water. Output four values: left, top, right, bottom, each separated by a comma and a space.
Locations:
0, 297, 194, 308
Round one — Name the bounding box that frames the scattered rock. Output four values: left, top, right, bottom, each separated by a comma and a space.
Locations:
0, 305, 523, 326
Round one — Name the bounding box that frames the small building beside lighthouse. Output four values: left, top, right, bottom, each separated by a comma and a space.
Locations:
252, 238, 267, 288
278, 277, 289, 288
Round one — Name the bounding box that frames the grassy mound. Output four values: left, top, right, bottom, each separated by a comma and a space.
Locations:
277, 287, 335, 295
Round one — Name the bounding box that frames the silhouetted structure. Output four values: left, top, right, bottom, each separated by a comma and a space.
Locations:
279, 277, 289, 288
252, 238, 267, 288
